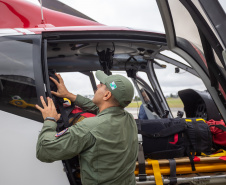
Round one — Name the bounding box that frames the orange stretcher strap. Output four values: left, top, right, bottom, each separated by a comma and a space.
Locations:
151, 160, 163, 185
134, 162, 226, 176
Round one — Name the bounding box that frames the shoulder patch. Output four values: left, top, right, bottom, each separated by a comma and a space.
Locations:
55, 128, 69, 137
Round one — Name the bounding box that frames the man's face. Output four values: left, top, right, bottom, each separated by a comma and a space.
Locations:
92, 83, 108, 106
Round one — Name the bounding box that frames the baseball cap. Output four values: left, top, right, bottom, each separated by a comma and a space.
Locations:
96, 70, 134, 108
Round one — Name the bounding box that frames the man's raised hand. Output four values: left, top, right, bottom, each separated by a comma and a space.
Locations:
35, 96, 61, 121
50, 73, 70, 98
50, 73, 77, 102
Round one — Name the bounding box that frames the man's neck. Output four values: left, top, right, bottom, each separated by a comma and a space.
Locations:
98, 103, 117, 113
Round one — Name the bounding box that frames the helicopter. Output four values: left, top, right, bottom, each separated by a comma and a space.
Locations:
1, 0, 226, 184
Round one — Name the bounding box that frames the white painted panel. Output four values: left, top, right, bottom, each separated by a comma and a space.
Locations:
0, 111, 69, 185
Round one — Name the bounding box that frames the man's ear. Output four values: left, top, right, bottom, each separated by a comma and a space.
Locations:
103, 91, 112, 101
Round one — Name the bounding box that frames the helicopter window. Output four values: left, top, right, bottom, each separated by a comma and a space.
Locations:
160, 50, 191, 67
168, 0, 203, 57
136, 77, 163, 118
0, 39, 41, 121
154, 60, 206, 118
140, 88, 150, 104
59, 72, 95, 99
137, 72, 153, 90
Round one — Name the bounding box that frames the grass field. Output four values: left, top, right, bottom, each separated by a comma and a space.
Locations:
127, 98, 184, 108
126, 101, 142, 108
166, 98, 184, 108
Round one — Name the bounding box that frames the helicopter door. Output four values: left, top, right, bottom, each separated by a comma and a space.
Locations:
0, 35, 45, 122
157, 0, 226, 120
178, 0, 226, 94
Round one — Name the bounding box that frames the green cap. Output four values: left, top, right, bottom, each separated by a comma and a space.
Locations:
96, 70, 134, 108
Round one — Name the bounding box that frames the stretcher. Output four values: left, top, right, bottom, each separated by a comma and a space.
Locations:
135, 155, 226, 185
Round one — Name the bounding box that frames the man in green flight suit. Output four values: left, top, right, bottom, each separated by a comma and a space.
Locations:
36, 70, 138, 185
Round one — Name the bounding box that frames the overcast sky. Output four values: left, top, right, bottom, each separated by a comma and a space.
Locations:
29, 0, 165, 32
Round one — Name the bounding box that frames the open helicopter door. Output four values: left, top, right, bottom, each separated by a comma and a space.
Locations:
0, 34, 45, 122
156, 0, 226, 121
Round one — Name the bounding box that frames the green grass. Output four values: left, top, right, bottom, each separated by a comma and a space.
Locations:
127, 98, 183, 108
126, 101, 142, 108
166, 98, 184, 108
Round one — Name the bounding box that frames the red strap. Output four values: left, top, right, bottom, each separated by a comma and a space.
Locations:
71, 107, 96, 117
206, 119, 215, 125
219, 156, 226, 161
169, 134, 178, 144
206, 119, 225, 126
193, 156, 200, 162
71, 107, 83, 114
81, 112, 96, 117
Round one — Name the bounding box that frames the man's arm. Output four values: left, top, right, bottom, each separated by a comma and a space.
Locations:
35, 95, 96, 162
74, 95, 99, 114
36, 120, 96, 162
50, 73, 99, 114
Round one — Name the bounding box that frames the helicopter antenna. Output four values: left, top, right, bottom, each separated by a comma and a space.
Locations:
39, 0, 45, 24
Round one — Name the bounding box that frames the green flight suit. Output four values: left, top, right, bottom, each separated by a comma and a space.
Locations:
36, 95, 138, 185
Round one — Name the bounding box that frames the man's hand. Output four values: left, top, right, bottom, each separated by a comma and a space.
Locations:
50, 73, 77, 102
50, 73, 70, 98
36, 96, 61, 121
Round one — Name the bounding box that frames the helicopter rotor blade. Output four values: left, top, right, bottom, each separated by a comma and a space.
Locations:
40, 0, 97, 22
